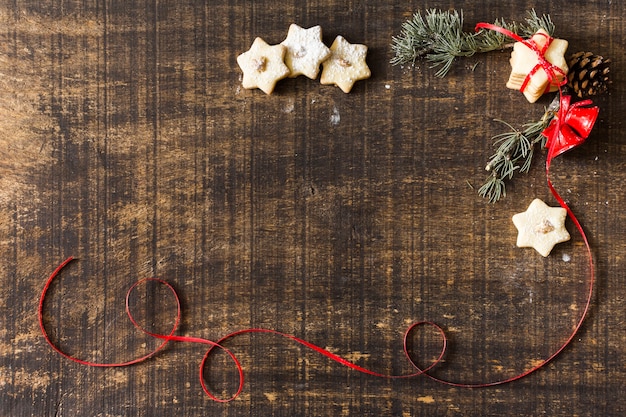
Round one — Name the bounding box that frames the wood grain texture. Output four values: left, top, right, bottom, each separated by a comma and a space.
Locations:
1, 1, 625, 416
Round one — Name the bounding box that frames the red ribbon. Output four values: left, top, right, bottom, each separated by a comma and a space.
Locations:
38, 258, 447, 402
475, 23, 567, 94
40, 239, 597, 400
540, 95, 597, 397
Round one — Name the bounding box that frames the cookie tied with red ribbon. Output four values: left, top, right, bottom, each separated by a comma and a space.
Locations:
507, 29, 569, 103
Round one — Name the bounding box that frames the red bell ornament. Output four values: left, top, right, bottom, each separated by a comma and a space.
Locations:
543, 94, 599, 161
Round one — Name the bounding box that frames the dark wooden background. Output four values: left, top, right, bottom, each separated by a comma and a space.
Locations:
1, 1, 625, 416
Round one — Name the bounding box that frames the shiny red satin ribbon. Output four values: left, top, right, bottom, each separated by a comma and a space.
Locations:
38, 259, 446, 402
543, 93, 598, 343
40, 235, 596, 399
475, 23, 567, 93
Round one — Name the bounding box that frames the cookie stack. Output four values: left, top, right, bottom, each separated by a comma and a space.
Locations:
237, 24, 371, 94
506, 29, 569, 103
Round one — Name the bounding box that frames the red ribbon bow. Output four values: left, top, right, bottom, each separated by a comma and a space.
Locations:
475, 23, 567, 94
543, 94, 600, 163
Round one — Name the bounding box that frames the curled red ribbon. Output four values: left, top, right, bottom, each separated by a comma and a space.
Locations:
38, 259, 447, 402
475, 23, 567, 94
40, 238, 596, 399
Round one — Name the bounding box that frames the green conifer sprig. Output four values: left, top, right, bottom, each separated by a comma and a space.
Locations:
478, 95, 560, 203
390, 9, 555, 77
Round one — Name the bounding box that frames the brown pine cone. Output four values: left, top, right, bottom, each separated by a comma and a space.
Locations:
567, 51, 611, 99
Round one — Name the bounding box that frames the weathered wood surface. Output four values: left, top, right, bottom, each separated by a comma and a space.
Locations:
1, 1, 624, 416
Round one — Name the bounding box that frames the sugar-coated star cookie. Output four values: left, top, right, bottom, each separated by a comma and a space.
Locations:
237, 37, 290, 95
512, 198, 570, 257
320, 35, 371, 93
281, 24, 331, 79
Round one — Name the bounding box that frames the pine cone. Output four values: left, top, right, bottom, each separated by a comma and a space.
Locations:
567, 51, 611, 99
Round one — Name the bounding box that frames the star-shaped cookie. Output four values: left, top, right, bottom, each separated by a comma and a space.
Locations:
237, 37, 290, 94
512, 198, 570, 257
506, 29, 569, 103
280, 24, 331, 79
320, 35, 371, 93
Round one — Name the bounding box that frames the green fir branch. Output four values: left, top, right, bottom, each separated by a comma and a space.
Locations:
390, 9, 555, 77
479, 96, 560, 203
